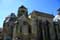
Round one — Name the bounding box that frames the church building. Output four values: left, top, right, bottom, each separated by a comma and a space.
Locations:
3, 5, 60, 40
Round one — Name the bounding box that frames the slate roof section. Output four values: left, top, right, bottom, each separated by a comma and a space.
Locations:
30, 10, 54, 18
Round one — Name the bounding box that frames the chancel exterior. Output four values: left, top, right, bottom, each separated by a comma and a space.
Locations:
3, 5, 60, 40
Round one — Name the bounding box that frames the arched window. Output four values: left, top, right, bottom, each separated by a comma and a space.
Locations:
20, 26, 22, 33
28, 25, 31, 34
44, 20, 50, 40
23, 21, 27, 25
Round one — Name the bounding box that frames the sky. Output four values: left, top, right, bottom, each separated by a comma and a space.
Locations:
0, 0, 60, 28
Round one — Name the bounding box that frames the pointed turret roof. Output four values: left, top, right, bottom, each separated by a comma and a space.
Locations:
19, 5, 27, 9
57, 8, 60, 11
57, 8, 60, 15
10, 13, 16, 17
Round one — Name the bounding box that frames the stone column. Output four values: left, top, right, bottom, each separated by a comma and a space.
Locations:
57, 20, 60, 40
12, 21, 17, 40
53, 22, 58, 40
